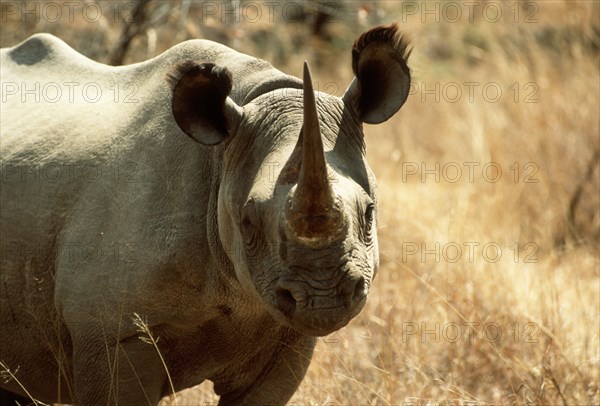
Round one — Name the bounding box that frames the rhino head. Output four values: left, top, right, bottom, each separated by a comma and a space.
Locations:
171, 24, 411, 336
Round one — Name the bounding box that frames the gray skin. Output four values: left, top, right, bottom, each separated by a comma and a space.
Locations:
0, 25, 410, 405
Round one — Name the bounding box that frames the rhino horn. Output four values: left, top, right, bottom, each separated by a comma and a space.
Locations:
285, 62, 344, 243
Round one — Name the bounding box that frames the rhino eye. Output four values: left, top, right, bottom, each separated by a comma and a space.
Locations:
241, 215, 253, 232
240, 214, 258, 250
240, 199, 260, 244
365, 203, 375, 235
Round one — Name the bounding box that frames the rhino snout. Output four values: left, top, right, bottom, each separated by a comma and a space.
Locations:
274, 269, 367, 335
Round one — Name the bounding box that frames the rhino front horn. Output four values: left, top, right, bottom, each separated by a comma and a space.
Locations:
285, 62, 344, 244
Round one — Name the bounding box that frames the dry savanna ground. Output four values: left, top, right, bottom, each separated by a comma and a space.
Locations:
1, 1, 599, 405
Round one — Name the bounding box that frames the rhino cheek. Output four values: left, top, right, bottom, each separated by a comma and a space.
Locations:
217, 195, 235, 258
372, 232, 380, 275
215, 193, 253, 294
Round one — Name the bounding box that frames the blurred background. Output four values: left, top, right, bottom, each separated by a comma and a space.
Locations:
1, 0, 599, 404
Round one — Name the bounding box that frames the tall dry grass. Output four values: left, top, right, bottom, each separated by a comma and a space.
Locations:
286, 3, 599, 405
1, 1, 598, 405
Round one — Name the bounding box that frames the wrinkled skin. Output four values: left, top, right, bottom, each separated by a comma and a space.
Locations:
0, 25, 410, 405
218, 86, 377, 335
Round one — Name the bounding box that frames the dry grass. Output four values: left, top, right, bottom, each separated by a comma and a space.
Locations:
2, 1, 598, 405
284, 3, 599, 405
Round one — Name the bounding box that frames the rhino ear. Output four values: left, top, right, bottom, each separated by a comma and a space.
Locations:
343, 24, 411, 124
170, 61, 243, 145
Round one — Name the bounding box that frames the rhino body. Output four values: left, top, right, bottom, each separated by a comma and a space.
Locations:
0, 25, 410, 405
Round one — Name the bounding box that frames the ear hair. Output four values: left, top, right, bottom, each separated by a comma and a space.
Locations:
346, 24, 412, 124
351, 23, 412, 79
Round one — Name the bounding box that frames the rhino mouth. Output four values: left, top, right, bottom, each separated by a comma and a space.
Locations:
270, 272, 368, 336
283, 312, 353, 337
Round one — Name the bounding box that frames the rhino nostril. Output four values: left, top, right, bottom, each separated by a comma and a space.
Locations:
276, 287, 297, 317
351, 276, 366, 304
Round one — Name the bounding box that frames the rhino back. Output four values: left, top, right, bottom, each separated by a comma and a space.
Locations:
0, 33, 213, 295
0, 33, 301, 284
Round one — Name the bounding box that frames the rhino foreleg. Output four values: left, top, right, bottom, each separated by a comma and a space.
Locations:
70, 325, 167, 405
0, 388, 32, 406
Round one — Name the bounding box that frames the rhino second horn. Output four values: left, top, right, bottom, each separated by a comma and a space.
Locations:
285, 62, 344, 244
